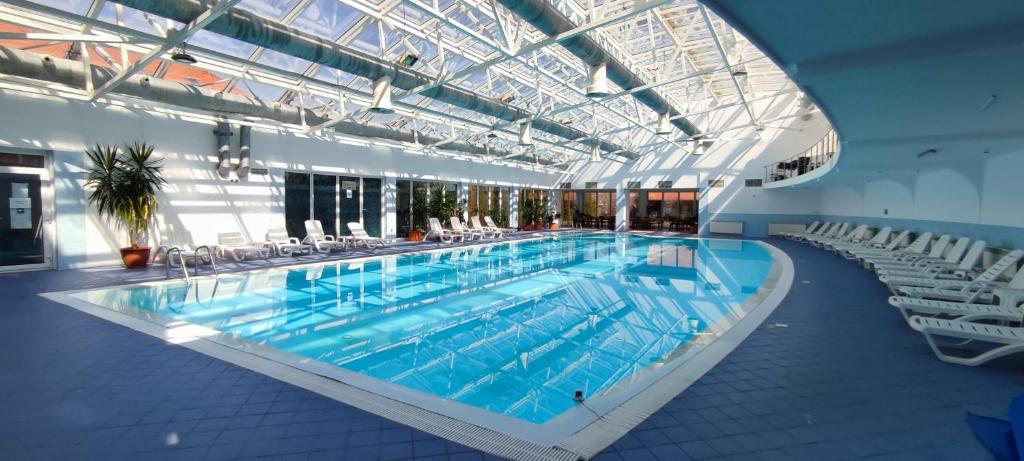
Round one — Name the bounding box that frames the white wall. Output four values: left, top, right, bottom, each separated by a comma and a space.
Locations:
815, 148, 1024, 248
0, 88, 561, 268
567, 94, 830, 235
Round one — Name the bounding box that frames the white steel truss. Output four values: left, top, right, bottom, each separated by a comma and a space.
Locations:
0, 0, 802, 170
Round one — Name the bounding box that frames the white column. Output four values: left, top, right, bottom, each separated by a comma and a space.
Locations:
615, 182, 628, 231
509, 187, 519, 228
384, 176, 397, 239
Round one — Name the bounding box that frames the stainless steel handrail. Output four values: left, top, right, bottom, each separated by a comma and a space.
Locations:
165, 247, 189, 283
193, 245, 218, 277
764, 129, 838, 183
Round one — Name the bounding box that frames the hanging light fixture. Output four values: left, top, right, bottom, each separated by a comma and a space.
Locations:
518, 120, 533, 146
655, 113, 672, 135
170, 43, 197, 65
369, 75, 395, 113
585, 62, 610, 97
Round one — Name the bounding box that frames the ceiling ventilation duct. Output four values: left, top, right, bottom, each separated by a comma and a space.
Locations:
0, 46, 563, 167
368, 76, 394, 114
655, 113, 672, 135
590, 143, 600, 162
237, 124, 252, 178
518, 120, 533, 146
213, 121, 232, 178
101, 0, 638, 161
496, 0, 703, 140
585, 62, 610, 97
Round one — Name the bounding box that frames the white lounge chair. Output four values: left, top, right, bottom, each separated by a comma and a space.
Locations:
876, 237, 971, 278
817, 224, 869, 250
303, 220, 346, 252
804, 222, 849, 245
895, 250, 1024, 301
265, 227, 311, 256
909, 315, 1024, 366
870, 234, 953, 274
830, 226, 891, 255
786, 220, 827, 239
890, 283, 1024, 322
472, 216, 503, 238
485, 216, 516, 235
847, 229, 910, 262
427, 217, 462, 243
857, 231, 931, 268
880, 240, 986, 293
347, 222, 387, 249
216, 232, 269, 261
451, 216, 483, 241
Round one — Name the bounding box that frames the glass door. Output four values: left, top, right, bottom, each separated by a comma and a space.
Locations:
338, 176, 361, 236
0, 155, 51, 270
362, 178, 381, 237
313, 174, 338, 236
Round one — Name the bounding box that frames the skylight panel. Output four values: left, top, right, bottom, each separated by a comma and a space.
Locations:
237, 0, 303, 22
292, 0, 362, 40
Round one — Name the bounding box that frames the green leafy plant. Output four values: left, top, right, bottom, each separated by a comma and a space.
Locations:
412, 186, 429, 230
84, 142, 166, 248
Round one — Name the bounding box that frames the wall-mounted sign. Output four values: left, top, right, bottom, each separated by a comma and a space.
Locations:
9, 197, 32, 229
341, 180, 358, 190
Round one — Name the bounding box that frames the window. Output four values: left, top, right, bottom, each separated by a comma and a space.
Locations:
707, 179, 725, 188
286, 173, 382, 238
745, 179, 763, 187
657, 180, 673, 189
627, 181, 642, 189
585, 182, 597, 189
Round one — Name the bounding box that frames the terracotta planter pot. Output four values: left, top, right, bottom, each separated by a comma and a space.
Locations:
408, 228, 424, 241
548, 223, 558, 230
120, 246, 151, 269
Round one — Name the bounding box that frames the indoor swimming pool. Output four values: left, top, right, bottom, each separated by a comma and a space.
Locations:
53, 233, 788, 447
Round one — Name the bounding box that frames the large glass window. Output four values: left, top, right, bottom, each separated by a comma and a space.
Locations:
284, 172, 310, 240
396, 180, 411, 237
285, 173, 382, 238
394, 180, 460, 236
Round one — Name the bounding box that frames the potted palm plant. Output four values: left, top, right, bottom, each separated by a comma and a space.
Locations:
84, 142, 166, 268
409, 187, 428, 241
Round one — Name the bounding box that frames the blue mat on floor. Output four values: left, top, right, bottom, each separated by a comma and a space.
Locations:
968, 395, 1024, 461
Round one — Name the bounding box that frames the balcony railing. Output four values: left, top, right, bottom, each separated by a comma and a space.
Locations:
764, 130, 838, 183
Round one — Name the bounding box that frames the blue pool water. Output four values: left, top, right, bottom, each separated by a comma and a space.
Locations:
73, 233, 776, 424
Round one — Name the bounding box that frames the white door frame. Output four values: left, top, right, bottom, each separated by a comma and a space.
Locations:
0, 149, 55, 272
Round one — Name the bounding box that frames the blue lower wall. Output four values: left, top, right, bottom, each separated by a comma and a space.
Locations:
696, 210, 1024, 250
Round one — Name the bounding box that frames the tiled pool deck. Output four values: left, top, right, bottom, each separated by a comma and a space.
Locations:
0, 236, 1019, 460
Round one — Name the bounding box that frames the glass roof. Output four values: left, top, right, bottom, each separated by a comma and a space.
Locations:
0, 0, 802, 170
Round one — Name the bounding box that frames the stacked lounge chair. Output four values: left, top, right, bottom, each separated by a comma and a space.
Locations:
784, 223, 1024, 366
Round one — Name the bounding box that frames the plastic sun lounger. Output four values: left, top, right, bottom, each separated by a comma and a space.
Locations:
347, 222, 387, 249
265, 227, 311, 256
427, 217, 462, 243
484, 216, 516, 235
845, 229, 909, 261
856, 231, 929, 267
909, 315, 1024, 366
818, 224, 868, 249
779, 221, 819, 240
889, 286, 1024, 322
876, 237, 972, 280
216, 232, 269, 261
805, 222, 849, 245
791, 222, 833, 242
303, 220, 346, 252
450, 216, 484, 241
866, 233, 946, 268
895, 250, 1024, 301
875, 236, 966, 276
829, 226, 891, 254
880, 240, 988, 293
471, 216, 502, 238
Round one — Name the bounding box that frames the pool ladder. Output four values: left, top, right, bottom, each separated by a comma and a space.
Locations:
165, 245, 218, 283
